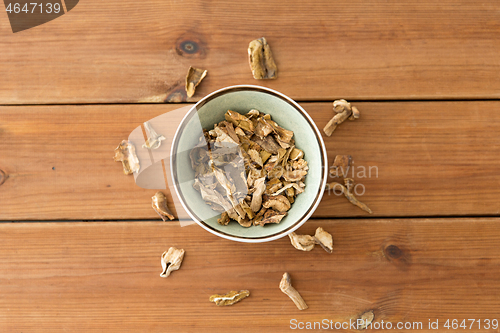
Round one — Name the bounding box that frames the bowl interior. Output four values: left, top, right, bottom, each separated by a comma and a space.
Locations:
173, 88, 324, 239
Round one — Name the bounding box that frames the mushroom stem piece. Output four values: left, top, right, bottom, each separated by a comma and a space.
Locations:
279, 272, 308, 310
328, 179, 372, 214
160, 247, 185, 278
323, 99, 360, 136
209, 290, 250, 306
152, 191, 175, 221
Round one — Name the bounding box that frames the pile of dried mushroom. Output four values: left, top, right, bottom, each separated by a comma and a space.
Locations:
190, 109, 308, 227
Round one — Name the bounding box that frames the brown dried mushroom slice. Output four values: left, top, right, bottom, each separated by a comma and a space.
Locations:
291, 159, 308, 171
328, 178, 372, 214
254, 209, 287, 226
247, 149, 263, 167
160, 247, 185, 278
252, 135, 281, 155
265, 178, 283, 194
350, 106, 360, 120
185, 66, 207, 98
279, 272, 308, 310
217, 211, 230, 226
289, 148, 304, 161
114, 140, 140, 175
209, 290, 250, 306
265, 119, 293, 143
329, 155, 352, 178
152, 191, 175, 221
323, 99, 360, 136
250, 177, 266, 212
248, 37, 277, 80
225, 110, 255, 133
270, 183, 304, 196
255, 117, 274, 138
283, 169, 308, 182
313, 227, 333, 253
236, 216, 252, 228
263, 195, 291, 212
288, 232, 316, 251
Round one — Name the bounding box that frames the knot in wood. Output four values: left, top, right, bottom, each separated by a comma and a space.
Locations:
0, 169, 7, 186
179, 40, 199, 54
384, 244, 402, 259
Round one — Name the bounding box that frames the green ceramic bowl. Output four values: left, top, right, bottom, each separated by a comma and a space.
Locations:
171, 85, 327, 242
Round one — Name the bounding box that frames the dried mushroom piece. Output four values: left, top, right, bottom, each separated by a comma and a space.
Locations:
255, 209, 287, 226
226, 110, 255, 132
209, 290, 250, 306
289, 148, 304, 161
271, 183, 304, 196
330, 155, 352, 178
185, 66, 207, 98
152, 191, 175, 221
263, 195, 291, 212
328, 178, 372, 214
288, 232, 316, 251
114, 140, 140, 175
350, 106, 360, 120
323, 99, 360, 136
283, 170, 308, 182
279, 272, 308, 310
142, 122, 166, 149
288, 227, 333, 253
250, 177, 266, 212
160, 247, 185, 278
248, 37, 277, 80
313, 227, 333, 253
190, 109, 307, 227
217, 211, 230, 226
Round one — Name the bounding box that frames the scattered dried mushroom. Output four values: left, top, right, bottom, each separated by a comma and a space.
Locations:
152, 191, 175, 221
313, 227, 333, 253
248, 37, 277, 79
288, 227, 333, 253
329, 155, 352, 178
209, 290, 250, 306
323, 99, 360, 136
288, 232, 316, 251
191, 109, 307, 227
328, 178, 372, 214
114, 140, 140, 175
160, 247, 185, 278
142, 121, 166, 149
279, 272, 308, 310
185, 66, 207, 98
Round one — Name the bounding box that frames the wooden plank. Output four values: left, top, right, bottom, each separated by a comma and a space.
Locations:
0, 218, 499, 332
2, 101, 500, 220
1, 0, 499, 104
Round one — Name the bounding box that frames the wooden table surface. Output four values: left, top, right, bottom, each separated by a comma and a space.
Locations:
1, 1, 500, 332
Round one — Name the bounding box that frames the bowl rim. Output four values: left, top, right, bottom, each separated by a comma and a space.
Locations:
170, 85, 328, 243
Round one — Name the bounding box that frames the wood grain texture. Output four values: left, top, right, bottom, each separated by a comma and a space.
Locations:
1, 0, 499, 104
0, 218, 499, 332
2, 101, 500, 220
